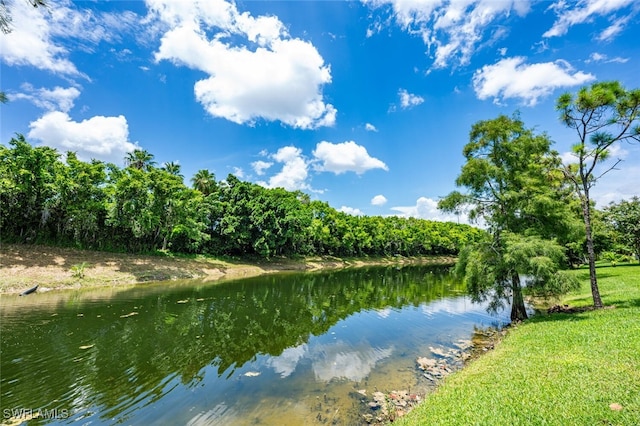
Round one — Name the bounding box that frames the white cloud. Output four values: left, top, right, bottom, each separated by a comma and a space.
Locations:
232, 167, 244, 178
365, 123, 378, 132
267, 340, 393, 382
560, 144, 630, 167
472, 57, 595, 106
28, 111, 137, 163
544, 0, 635, 39
12, 85, 81, 113
251, 160, 273, 176
559, 145, 636, 206
371, 194, 388, 206
391, 196, 470, 224
0, 0, 138, 76
559, 144, 631, 167
591, 165, 640, 207
376, 307, 392, 318
267, 344, 308, 378
258, 146, 310, 191
148, 0, 336, 129
588, 52, 606, 62
559, 151, 578, 166
364, 0, 530, 69
398, 89, 424, 109
311, 341, 393, 382
586, 52, 629, 64
607, 143, 630, 160
313, 141, 388, 175
0, 0, 80, 75
598, 15, 631, 41
339, 206, 364, 216
255, 141, 387, 192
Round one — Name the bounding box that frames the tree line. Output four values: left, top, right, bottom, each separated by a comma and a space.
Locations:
0, 135, 484, 258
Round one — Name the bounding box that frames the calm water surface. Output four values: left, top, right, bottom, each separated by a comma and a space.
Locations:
1, 265, 509, 425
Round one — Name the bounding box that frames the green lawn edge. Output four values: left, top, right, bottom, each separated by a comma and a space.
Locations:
398, 264, 640, 426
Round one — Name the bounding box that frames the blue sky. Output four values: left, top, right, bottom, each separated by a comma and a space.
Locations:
1, 0, 639, 223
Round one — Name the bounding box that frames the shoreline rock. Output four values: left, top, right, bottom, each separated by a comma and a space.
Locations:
355, 334, 503, 425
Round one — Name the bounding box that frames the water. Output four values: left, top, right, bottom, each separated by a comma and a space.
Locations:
0, 265, 509, 425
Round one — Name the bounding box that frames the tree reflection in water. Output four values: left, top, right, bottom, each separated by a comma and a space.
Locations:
2, 265, 504, 425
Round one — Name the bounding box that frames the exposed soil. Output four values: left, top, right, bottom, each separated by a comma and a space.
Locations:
0, 243, 454, 295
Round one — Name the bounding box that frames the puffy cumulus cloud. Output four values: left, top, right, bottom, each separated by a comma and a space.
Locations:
339, 206, 364, 216
28, 111, 137, 163
313, 141, 388, 175
12, 85, 81, 112
256, 141, 387, 191
148, 0, 336, 129
371, 194, 387, 206
391, 196, 470, 224
472, 57, 595, 106
232, 167, 245, 178
365, 123, 378, 132
544, 0, 636, 40
251, 160, 273, 176
364, 0, 530, 69
398, 89, 424, 109
0, 0, 138, 76
257, 146, 310, 191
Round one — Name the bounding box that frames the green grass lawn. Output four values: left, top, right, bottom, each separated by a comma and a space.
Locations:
399, 264, 640, 426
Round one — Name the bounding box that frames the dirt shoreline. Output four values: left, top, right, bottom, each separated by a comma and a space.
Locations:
0, 243, 455, 295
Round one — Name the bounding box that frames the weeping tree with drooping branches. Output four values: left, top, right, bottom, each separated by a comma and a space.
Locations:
440, 114, 580, 321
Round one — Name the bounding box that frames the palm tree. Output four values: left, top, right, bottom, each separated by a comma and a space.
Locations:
125, 149, 156, 171
162, 161, 182, 177
191, 169, 217, 196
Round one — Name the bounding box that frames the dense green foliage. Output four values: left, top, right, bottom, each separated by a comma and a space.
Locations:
604, 197, 640, 261
0, 136, 483, 257
440, 114, 580, 320
399, 264, 640, 426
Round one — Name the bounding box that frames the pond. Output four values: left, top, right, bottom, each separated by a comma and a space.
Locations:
0, 265, 510, 425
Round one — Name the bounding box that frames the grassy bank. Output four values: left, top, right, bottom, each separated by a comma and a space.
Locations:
0, 243, 454, 294
399, 264, 640, 425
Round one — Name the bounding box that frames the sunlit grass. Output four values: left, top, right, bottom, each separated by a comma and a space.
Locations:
399, 264, 640, 425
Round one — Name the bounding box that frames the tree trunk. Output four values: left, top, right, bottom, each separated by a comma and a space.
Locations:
510, 272, 528, 322
581, 189, 604, 308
